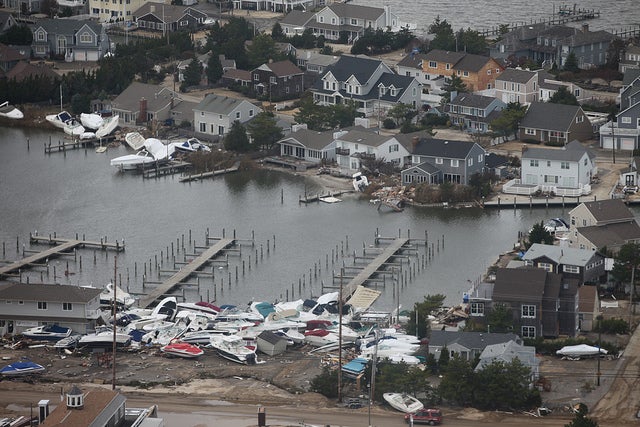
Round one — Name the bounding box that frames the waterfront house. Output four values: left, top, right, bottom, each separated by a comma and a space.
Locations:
234, 0, 317, 13
568, 199, 640, 253
400, 162, 442, 185
495, 68, 545, 105
620, 156, 640, 187
519, 102, 593, 144
475, 340, 540, 380
578, 284, 600, 332
522, 243, 606, 285
0, 283, 102, 336
334, 126, 410, 172
250, 60, 305, 101
396, 52, 431, 85
311, 55, 422, 120
276, 127, 337, 164
427, 330, 522, 362
619, 44, 640, 73
133, 4, 207, 32
446, 93, 506, 133
31, 19, 110, 61
511, 140, 596, 196
193, 94, 261, 138
599, 72, 640, 151
399, 133, 486, 185
295, 49, 340, 75
111, 82, 183, 126
421, 49, 504, 92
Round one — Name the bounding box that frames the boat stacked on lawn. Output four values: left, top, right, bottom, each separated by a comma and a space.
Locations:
22, 324, 73, 341
0, 101, 23, 119
45, 111, 73, 129
0, 359, 45, 376
161, 341, 204, 358
80, 113, 104, 130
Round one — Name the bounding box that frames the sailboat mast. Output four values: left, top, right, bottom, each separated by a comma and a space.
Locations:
112, 256, 117, 390
59, 85, 62, 111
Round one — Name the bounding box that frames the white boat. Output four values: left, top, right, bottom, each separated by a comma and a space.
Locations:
22, 324, 73, 341
95, 114, 119, 138
383, 393, 424, 413
170, 138, 211, 153
556, 344, 607, 358
209, 335, 258, 365
63, 119, 85, 137
54, 334, 82, 349
304, 329, 340, 347
124, 131, 146, 151
81, 132, 96, 140
45, 111, 73, 128
0, 101, 23, 119
151, 296, 178, 322
353, 172, 369, 192
543, 217, 570, 234
100, 282, 136, 309
181, 329, 229, 345
176, 301, 220, 317
78, 327, 131, 348
0, 360, 45, 376
80, 112, 104, 130
145, 137, 175, 161
110, 149, 156, 170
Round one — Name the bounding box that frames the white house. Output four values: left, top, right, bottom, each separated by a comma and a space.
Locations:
334, 126, 410, 172
276, 127, 337, 164
193, 94, 262, 137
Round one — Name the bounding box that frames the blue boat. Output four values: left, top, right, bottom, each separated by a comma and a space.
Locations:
0, 360, 45, 376
341, 357, 369, 379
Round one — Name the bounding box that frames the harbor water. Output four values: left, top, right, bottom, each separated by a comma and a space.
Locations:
0, 127, 576, 311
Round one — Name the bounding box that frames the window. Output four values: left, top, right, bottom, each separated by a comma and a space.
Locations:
463, 71, 469, 77
429, 61, 436, 68
270, 76, 277, 84
249, 109, 254, 117
37, 301, 47, 310
538, 262, 554, 272
451, 159, 459, 167
79, 33, 93, 43
318, 16, 323, 23
435, 158, 443, 164
530, 159, 539, 167
37, 31, 45, 41
467, 158, 473, 166
445, 63, 450, 70
253, 74, 259, 81
561, 161, 569, 169
470, 302, 484, 316
487, 69, 491, 75
576, 115, 584, 123
389, 144, 399, 153
522, 326, 536, 338
622, 117, 631, 124
199, 122, 206, 132
547, 161, 551, 167
235, 112, 240, 119
351, 18, 357, 25
331, 18, 336, 24
63, 302, 72, 311
525, 128, 536, 135
522, 304, 536, 318
564, 265, 580, 274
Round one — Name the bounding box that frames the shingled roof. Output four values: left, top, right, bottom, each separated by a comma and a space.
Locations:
520, 102, 582, 132
0, 283, 101, 303
521, 140, 594, 162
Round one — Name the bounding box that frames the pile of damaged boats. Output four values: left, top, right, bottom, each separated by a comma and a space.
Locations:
3, 284, 428, 377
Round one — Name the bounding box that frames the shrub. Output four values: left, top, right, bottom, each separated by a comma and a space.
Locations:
382, 118, 396, 129
594, 318, 629, 335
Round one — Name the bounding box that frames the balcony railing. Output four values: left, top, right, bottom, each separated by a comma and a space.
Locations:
336, 147, 350, 155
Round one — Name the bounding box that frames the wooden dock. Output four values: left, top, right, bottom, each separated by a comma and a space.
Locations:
44, 136, 115, 154
179, 163, 240, 182
138, 238, 235, 308
141, 160, 192, 179
0, 235, 124, 278
299, 190, 350, 203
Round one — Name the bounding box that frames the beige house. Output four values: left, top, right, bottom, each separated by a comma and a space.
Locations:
578, 285, 600, 332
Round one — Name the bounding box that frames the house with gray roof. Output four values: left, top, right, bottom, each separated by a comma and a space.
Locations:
276, 127, 337, 164
395, 52, 430, 85
0, 11, 17, 34
311, 55, 421, 120
620, 44, 640, 74
447, 92, 506, 133
280, 10, 314, 37
399, 132, 486, 185
401, 162, 442, 185
519, 102, 592, 144
0, 283, 102, 336
522, 243, 606, 284
296, 49, 340, 75
427, 330, 522, 362
234, 0, 317, 13
334, 126, 410, 172
193, 94, 262, 139
0, 43, 28, 73
133, 4, 207, 32
111, 82, 183, 126
31, 19, 109, 61
568, 199, 640, 253
599, 72, 640, 151
250, 60, 305, 102
494, 68, 556, 105
507, 140, 596, 196
421, 49, 504, 92
475, 340, 540, 380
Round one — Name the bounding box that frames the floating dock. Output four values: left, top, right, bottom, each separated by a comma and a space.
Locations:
138, 237, 235, 308
179, 163, 240, 182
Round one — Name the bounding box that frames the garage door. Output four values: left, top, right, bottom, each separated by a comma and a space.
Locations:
621, 138, 635, 151
601, 137, 613, 149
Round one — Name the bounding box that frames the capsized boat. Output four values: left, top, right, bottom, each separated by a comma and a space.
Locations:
95, 114, 119, 138
100, 282, 136, 309
45, 111, 73, 129
209, 335, 257, 365
353, 172, 369, 192
124, 131, 146, 151
0, 359, 45, 376
22, 324, 72, 341
383, 392, 424, 413
0, 101, 23, 119
161, 341, 204, 358
80, 112, 104, 130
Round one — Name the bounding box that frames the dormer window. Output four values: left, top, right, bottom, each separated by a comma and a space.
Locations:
379, 86, 386, 96
390, 87, 396, 96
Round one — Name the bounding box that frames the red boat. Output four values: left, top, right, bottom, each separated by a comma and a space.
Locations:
160, 341, 204, 359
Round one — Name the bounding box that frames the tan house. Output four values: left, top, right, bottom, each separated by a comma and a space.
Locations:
421, 49, 504, 92
578, 285, 600, 332
519, 102, 593, 144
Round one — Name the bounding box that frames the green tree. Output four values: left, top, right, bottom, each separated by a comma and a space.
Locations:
442, 74, 467, 104
271, 22, 285, 41
528, 221, 555, 246
438, 355, 474, 405
606, 38, 625, 70
565, 411, 599, 427
455, 28, 487, 55
468, 172, 492, 197
611, 243, 640, 294
246, 111, 283, 151
490, 102, 527, 141
485, 303, 514, 333
329, 100, 359, 129
309, 366, 339, 398
428, 16, 455, 51
181, 57, 203, 90
563, 52, 580, 73
247, 33, 283, 69
438, 345, 450, 370
223, 120, 251, 152
406, 294, 446, 338
0, 24, 33, 45
387, 103, 417, 127
294, 92, 328, 130
206, 52, 223, 84
40, 0, 59, 18
549, 86, 579, 105
472, 359, 540, 410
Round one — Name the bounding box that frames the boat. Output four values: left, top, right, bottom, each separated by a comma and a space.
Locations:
170, 138, 211, 153
100, 282, 136, 309
110, 149, 156, 170
45, 111, 73, 129
63, 119, 85, 137
353, 172, 369, 192
543, 217, 570, 234
78, 327, 131, 348
176, 301, 220, 317
208, 335, 257, 365
0, 360, 45, 376
80, 112, 104, 130
81, 132, 97, 140
304, 329, 340, 347
124, 131, 146, 151
95, 114, 119, 138
54, 334, 82, 349
160, 341, 204, 358
22, 324, 73, 341
383, 393, 424, 413
0, 101, 23, 119
556, 344, 607, 358
181, 329, 229, 345
151, 296, 178, 322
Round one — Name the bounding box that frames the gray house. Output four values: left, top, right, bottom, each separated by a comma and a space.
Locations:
111, 82, 185, 126
0, 283, 102, 336
599, 73, 640, 151
32, 19, 110, 61
399, 133, 486, 185
276, 127, 336, 164
193, 94, 262, 138
447, 93, 506, 133
522, 243, 606, 284
519, 102, 593, 144
133, 4, 207, 33
427, 330, 522, 362
475, 340, 540, 380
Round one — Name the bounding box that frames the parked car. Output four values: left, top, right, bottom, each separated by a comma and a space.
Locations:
404, 409, 443, 425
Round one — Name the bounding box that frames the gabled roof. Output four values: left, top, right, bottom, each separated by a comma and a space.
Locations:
622, 69, 640, 86
337, 127, 392, 148
475, 340, 539, 372
520, 102, 582, 131
409, 137, 479, 159
111, 82, 179, 112
223, 68, 251, 81
376, 73, 417, 101
5, 61, 59, 82
34, 18, 101, 36
454, 53, 495, 72
133, 3, 206, 21
578, 222, 640, 249
523, 243, 600, 267
297, 50, 339, 67
450, 93, 496, 109
194, 93, 257, 115
406, 162, 441, 175
259, 60, 303, 77
396, 53, 427, 70
423, 49, 465, 65
280, 10, 314, 27
521, 140, 593, 162
278, 128, 335, 150
579, 199, 635, 223
321, 55, 387, 85
497, 67, 538, 84
0, 43, 27, 62
578, 285, 598, 313
493, 267, 548, 301
326, 3, 384, 20
0, 283, 101, 303
428, 331, 521, 350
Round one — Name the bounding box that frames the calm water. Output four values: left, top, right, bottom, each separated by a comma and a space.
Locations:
0, 127, 569, 311
352, 0, 639, 36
